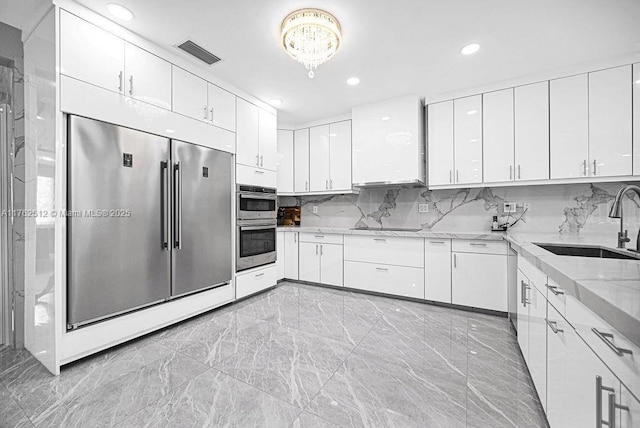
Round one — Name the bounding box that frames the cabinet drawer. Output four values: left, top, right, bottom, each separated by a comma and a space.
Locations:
517, 255, 547, 297
344, 235, 424, 267
452, 239, 506, 255
236, 265, 276, 299
344, 261, 424, 299
566, 295, 640, 399
299, 232, 343, 245
236, 164, 276, 188
545, 277, 568, 316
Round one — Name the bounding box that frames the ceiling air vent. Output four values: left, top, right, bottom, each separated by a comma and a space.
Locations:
176, 40, 221, 65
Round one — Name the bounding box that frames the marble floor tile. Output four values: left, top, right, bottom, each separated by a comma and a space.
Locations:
120, 368, 301, 428
0, 382, 34, 427
291, 411, 340, 428
215, 324, 354, 408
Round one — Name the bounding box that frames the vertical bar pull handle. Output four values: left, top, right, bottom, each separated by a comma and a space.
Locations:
456, 170, 459, 183
509, 165, 513, 180
449, 170, 452, 183
118, 71, 123, 92
129, 75, 133, 95
583, 159, 587, 176
517, 165, 521, 179
160, 161, 169, 249
260, 155, 264, 167
320, 244, 323, 255
294, 233, 297, 243
209, 108, 214, 123
593, 159, 597, 176
453, 253, 457, 268
315, 244, 318, 255
173, 161, 182, 249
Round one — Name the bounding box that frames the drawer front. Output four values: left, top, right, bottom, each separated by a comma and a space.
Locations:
344, 235, 424, 267
299, 232, 343, 245
236, 265, 276, 299
344, 261, 424, 299
236, 164, 277, 188
545, 277, 567, 316
566, 294, 640, 399
517, 255, 547, 297
451, 239, 507, 255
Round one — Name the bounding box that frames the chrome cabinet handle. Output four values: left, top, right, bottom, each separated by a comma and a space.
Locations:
209, 108, 214, 122
470, 242, 487, 247
160, 161, 169, 249
320, 244, 323, 255
546, 319, 563, 334
305, 181, 308, 191
294, 233, 297, 243
592, 328, 633, 356
521, 281, 531, 306
254, 170, 264, 175
173, 161, 182, 249
255, 154, 259, 166
329, 179, 333, 189
373, 238, 386, 242
449, 170, 452, 183
596, 376, 629, 428
314, 235, 324, 238
204, 106, 208, 121
429, 241, 445, 245
325, 179, 329, 189
118, 71, 123, 92
376, 267, 388, 271
255, 272, 265, 278
509, 165, 513, 180
593, 159, 597, 176
456, 170, 459, 183
129, 75, 133, 95
583, 159, 587, 176
546, 284, 565, 296
315, 244, 318, 255
517, 164, 521, 180
453, 253, 457, 268
260, 155, 264, 167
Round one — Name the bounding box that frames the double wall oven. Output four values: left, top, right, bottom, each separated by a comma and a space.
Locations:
236, 185, 277, 271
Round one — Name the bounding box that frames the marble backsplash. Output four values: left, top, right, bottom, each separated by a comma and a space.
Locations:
278, 181, 640, 239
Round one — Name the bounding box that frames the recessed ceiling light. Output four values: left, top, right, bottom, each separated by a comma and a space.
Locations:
107, 3, 134, 21
269, 99, 283, 106
346, 77, 360, 86
381, 116, 390, 121
461, 43, 480, 55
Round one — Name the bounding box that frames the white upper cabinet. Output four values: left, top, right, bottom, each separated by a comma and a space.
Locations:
258, 109, 278, 171
172, 66, 208, 122
588, 65, 632, 177
635, 64, 640, 176
328, 121, 352, 191
124, 43, 171, 110
276, 130, 294, 193
427, 101, 454, 186
352, 96, 424, 186
454, 95, 483, 184
207, 83, 236, 132
515, 81, 549, 181
483, 89, 514, 183
550, 74, 589, 179
294, 129, 310, 193
236, 98, 260, 167
309, 124, 331, 191
60, 11, 124, 93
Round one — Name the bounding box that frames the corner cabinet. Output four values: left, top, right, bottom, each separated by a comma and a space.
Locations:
352, 96, 424, 186
236, 99, 277, 172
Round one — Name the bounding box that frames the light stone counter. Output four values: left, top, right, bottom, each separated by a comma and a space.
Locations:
277, 226, 506, 241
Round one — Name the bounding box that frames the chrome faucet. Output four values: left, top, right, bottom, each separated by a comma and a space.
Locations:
608, 184, 640, 251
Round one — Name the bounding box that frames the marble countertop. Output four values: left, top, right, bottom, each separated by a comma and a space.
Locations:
506, 232, 640, 348
276, 226, 506, 241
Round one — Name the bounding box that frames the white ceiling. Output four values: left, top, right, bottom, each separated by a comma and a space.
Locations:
4, 0, 640, 125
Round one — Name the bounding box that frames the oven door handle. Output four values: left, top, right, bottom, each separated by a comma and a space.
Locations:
239, 225, 277, 231
239, 193, 278, 201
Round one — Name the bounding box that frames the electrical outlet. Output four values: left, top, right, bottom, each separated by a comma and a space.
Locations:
419, 204, 429, 213
523, 203, 531, 212
312, 205, 318, 214
503, 202, 516, 213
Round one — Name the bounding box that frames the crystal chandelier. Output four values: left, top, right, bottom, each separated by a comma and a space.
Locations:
281, 8, 342, 78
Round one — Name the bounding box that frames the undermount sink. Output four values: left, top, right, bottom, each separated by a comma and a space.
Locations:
534, 243, 640, 260
350, 227, 422, 232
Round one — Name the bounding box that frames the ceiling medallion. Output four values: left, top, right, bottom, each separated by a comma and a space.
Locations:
281, 8, 342, 79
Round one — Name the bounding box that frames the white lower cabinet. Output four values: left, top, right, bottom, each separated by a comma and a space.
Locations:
299, 242, 321, 283
424, 239, 451, 303
451, 252, 507, 311
276, 231, 285, 280
236, 265, 276, 299
344, 261, 424, 299
298, 234, 343, 286
620, 384, 640, 427
528, 285, 548, 410
319, 244, 343, 286
283, 232, 299, 280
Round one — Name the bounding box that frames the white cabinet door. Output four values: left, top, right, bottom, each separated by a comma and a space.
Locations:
299, 242, 320, 283
454, 95, 483, 184
259, 109, 278, 171
294, 129, 310, 193
236, 99, 260, 168
483, 89, 514, 183
516, 269, 530, 363
276, 231, 285, 280
60, 11, 124, 93
124, 43, 171, 110
550, 74, 589, 179
634, 64, 640, 176
515, 81, 550, 181
589, 65, 633, 177
427, 101, 454, 186
344, 261, 424, 299
451, 252, 507, 311
276, 130, 294, 193
528, 286, 547, 411
207, 83, 236, 132
172, 66, 208, 122
620, 383, 640, 428
284, 232, 299, 280
546, 304, 620, 428
320, 243, 343, 287
329, 121, 352, 191
424, 239, 451, 303
309, 125, 331, 191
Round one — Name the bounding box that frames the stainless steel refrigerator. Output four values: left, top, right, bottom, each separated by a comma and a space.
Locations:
67, 115, 232, 329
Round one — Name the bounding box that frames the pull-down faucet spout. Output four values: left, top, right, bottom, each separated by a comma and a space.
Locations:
608, 184, 640, 251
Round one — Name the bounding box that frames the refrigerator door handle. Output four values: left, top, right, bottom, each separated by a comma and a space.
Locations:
173, 161, 182, 249
160, 161, 169, 249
